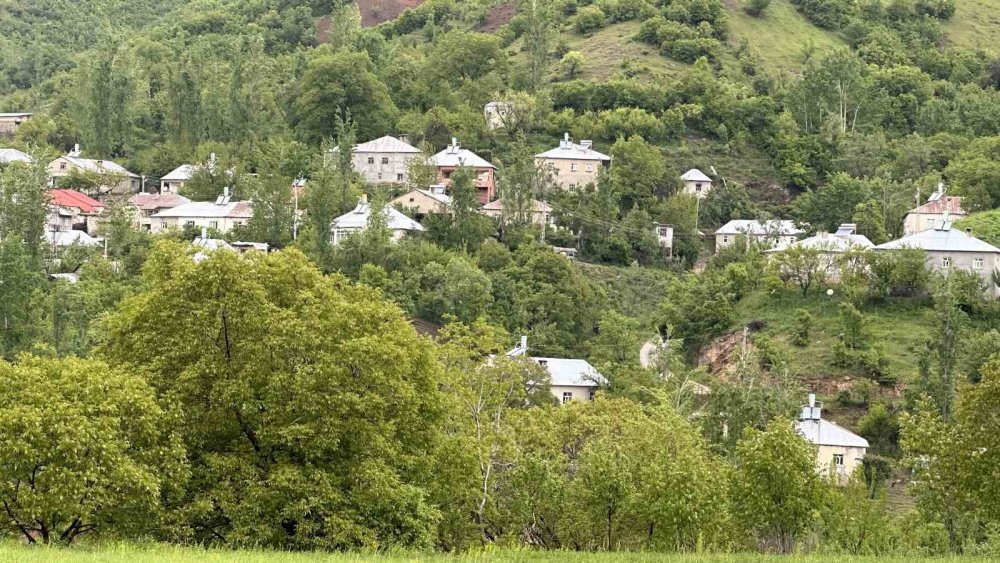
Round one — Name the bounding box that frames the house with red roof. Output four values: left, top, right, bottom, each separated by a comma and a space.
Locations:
47, 189, 104, 235
903, 186, 966, 235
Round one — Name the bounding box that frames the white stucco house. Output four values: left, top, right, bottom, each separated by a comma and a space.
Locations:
507, 336, 607, 404
681, 168, 713, 199
331, 195, 425, 245
797, 394, 869, 479
715, 220, 804, 252
535, 133, 612, 190
339, 136, 423, 186
160, 164, 198, 195
903, 186, 965, 236
47, 145, 141, 198
149, 189, 252, 234
765, 223, 874, 281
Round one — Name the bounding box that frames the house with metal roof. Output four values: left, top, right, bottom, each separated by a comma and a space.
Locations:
428, 138, 497, 204
160, 164, 198, 195
797, 394, 869, 479
150, 188, 252, 234
507, 336, 607, 404
535, 133, 611, 189
0, 113, 31, 135
47, 189, 105, 235
765, 224, 874, 281
131, 193, 191, 232
47, 145, 141, 198
332, 195, 425, 245
390, 186, 453, 220
903, 185, 966, 235
875, 219, 1000, 295
0, 148, 31, 164
335, 135, 423, 186
715, 220, 804, 252
681, 168, 713, 199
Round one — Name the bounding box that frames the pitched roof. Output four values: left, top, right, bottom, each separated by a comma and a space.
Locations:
481, 198, 551, 213
532, 357, 608, 388
0, 113, 31, 118
535, 137, 611, 162
161, 164, 198, 182
44, 230, 102, 247
0, 148, 31, 164
716, 220, 803, 236
57, 155, 139, 178
151, 200, 253, 219
874, 223, 1000, 253
797, 418, 869, 448
49, 189, 104, 213
681, 168, 712, 182
767, 231, 873, 253
353, 135, 422, 154
131, 193, 191, 211
428, 141, 496, 169
908, 196, 965, 216
393, 188, 453, 207
332, 202, 425, 232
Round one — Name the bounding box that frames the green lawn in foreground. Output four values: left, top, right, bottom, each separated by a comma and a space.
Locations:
0, 543, 988, 562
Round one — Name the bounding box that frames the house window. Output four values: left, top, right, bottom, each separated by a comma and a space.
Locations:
184, 221, 195, 227
695, 183, 703, 192
367, 157, 374, 164
409, 197, 415, 203
926, 218, 935, 229
381, 157, 389, 165
589, 391, 596, 401
942, 257, 951, 268
570, 163, 578, 172
723, 236, 730, 244
585, 163, 594, 173
657, 227, 670, 237
377, 173, 383, 180
562, 392, 573, 404
973, 258, 984, 270
60, 162, 67, 170
833, 454, 845, 468
209, 221, 218, 230
397, 173, 404, 181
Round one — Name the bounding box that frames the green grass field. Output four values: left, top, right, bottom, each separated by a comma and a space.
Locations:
724, 0, 845, 73
943, 0, 1000, 50
0, 543, 989, 562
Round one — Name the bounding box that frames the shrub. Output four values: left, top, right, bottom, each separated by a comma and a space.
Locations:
574, 5, 607, 34
744, 0, 772, 17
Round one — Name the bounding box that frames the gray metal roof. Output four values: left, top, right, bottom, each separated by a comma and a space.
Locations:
532, 357, 608, 388
44, 230, 103, 247
353, 135, 422, 154
875, 223, 1000, 254
151, 200, 253, 219
767, 231, 873, 253
797, 418, 869, 448
428, 140, 495, 169
716, 220, 803, 236
481, 198, 551, 213
535, 137, 611, 162
0, 148, 31, 164
332, 203, 425, 232
681, 168, 712, 182
55, 155, 139, 178
161, 164, 198, 181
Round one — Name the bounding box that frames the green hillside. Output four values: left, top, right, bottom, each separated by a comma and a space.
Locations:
724, 0, 845, 73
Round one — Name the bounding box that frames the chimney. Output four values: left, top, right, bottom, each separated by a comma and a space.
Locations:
449, 138, 459, 154
399, 134, 410, 145
224, 186, 229, 198
70, 144, 81, 157
200, 227, 207, 239
561, 132, 570, 149
966, 228, 973, 236
520, 335, 527, 352
360, 193, 368, 205
801, 393, 822, 421
581, 140, 593, 150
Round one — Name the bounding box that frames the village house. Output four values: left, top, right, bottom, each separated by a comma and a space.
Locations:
0, 113, 32, 135
390, 186, 453, 220
484, 101, 513, 130
47, 146, 141, 198
160, 164, 197, 195
535, 133, 611, 189
131, 193, 191, 232
766, 224, 874, 281
507, 337, 607, 404
875, 219, 1000, 296
47, 189, 104, 236
331, 195, 425, 245
427, 138, 497, 204
903, 186, 966, 235
715, 220, 804, 252
0, 148, 31, 164
797, 394, 869, 478
654, 223, 674, 254
480, 198, 553, 227
149, 188, 252, 234
339, 136, 423, 186
681, 168, 713, 199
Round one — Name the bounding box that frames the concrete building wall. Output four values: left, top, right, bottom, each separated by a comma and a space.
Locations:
0, 115, 30, 135
926, 250, 1000, 295
903, 212, 966, 235
152, 216, 247, 234
550, 385, 598, 404
815, 444, 867, 479
160, 180, 185, 195
682, 179, 712, 199
538, 157, 604, 189
353, 152, 418, 185
716, 234, 797, 252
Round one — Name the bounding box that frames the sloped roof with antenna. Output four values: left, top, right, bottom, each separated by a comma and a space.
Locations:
428, 138, 496, 169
